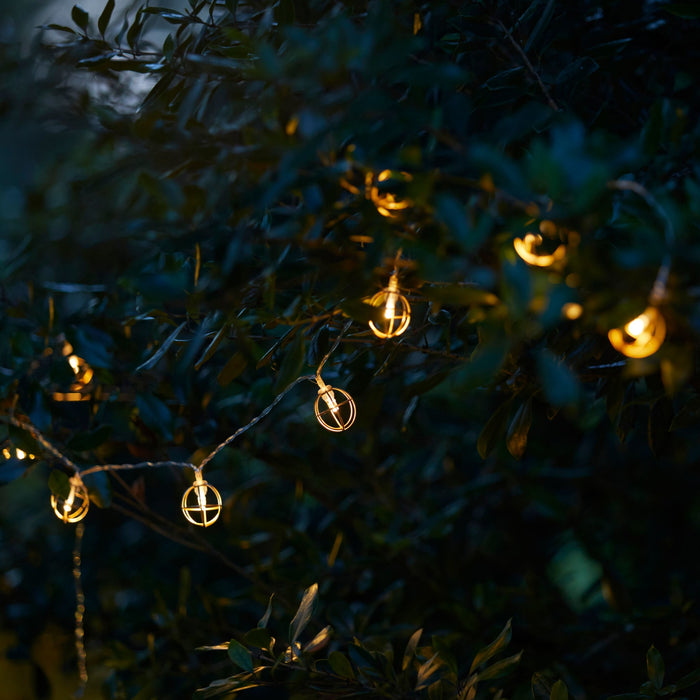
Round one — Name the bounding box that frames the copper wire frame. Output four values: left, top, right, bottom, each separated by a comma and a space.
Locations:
314, 385, 357, 432
51, 477, 90, 524
181, 478, 222, 527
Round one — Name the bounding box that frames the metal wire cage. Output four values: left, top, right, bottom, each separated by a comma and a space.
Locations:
368, 287, 411, 339
314, 384, 357, 432
608, 306, 666, 358
181, 478, 222, 527
51, 477, 90, 523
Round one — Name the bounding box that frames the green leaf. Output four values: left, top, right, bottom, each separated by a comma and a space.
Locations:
274, 330, 305, 392
98, 0, 115, 36
647, 646, 665, 689
244, 627, 273, 651
227, 639, 254, 672
675, 667, 700, 691
66, 424, 112, 452
289, 582, 318, 645
469, 619, 512, 674
524, 0, 555, 53
477, 399, 513, 459
163, 33, 175, 61
304, 625, 332, 653
435, 194, 469, 250
127, 12, 143, 49
136, 321, 186, 372
217, 352, 248, 387
48, 470, 72, 500
475, 650, 523, 681
550, 680, 568, 700
506, 398, 533, 460
402, 628, 422, 671
136, 393, 173, 440
537, 349, 580, 407
275, 0, 295, 25
328, 651, 355, 679
257, 594, 274, 628
83, 470, 112, 508
71, 4, 89, 32
416, 653, 443, 690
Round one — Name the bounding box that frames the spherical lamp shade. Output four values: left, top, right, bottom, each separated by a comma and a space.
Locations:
315, 383, 357, 432
608, 306, 666, 358
181, 477, 222, 527
365, 169, 413, 218
367, 272, 411, 339
51, 478, 90, 524
513, 232, 567, 267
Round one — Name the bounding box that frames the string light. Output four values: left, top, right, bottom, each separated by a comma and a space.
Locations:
607, 306, 666, 358
368, 270, 411, 339
314, 375, 356, 432
51, 474, 90, 524
2, 446, 36, 460
53, 343, 94, 402
365, 169, 413, 218
513, 220, 577, 268
181, 469, 222, 527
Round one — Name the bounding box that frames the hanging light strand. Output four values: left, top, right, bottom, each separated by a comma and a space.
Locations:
605, 179, 675, 358
73, 522, 88, 697
368, 250, 412, 339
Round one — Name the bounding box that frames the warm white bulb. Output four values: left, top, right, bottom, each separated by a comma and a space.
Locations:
182, 475, 222, 527
608, 306, 666, 359
315, 379, 356, 432
15, 448, 26, 460
624, 314, 648, 338
51, 477, 90, 524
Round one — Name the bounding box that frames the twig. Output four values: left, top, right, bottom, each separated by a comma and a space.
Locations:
494, 18, 560, 112
607, 179, 675, 304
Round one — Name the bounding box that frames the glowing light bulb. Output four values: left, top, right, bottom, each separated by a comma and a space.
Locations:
15, 448, 26, 460
513, 220, 575, 268
181, 471, 222, 527
2, 447, 11, 460
314, 376, 356, 432
51, 475, 90, 524
368, 272, 411, 339
608, 306, 666, 358
365, 170, 413, 218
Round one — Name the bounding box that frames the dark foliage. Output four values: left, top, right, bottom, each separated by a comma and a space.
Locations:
1, 1, 700, 698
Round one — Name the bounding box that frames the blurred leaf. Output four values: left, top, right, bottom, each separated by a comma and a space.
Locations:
537, 349, 580, 407
550, 680, 568, 700
275, 0, 295, 25
48, 470, 71, 500
506, 398, 532, 459
275, 330, 305, 392
477, 399, 513, 459
402, 628, 422, 671
328, 651, 355, 679
66, 425, 112, 452
84, 470, 112, 508
217, 352, 248, 387
647, 646, 665, 689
